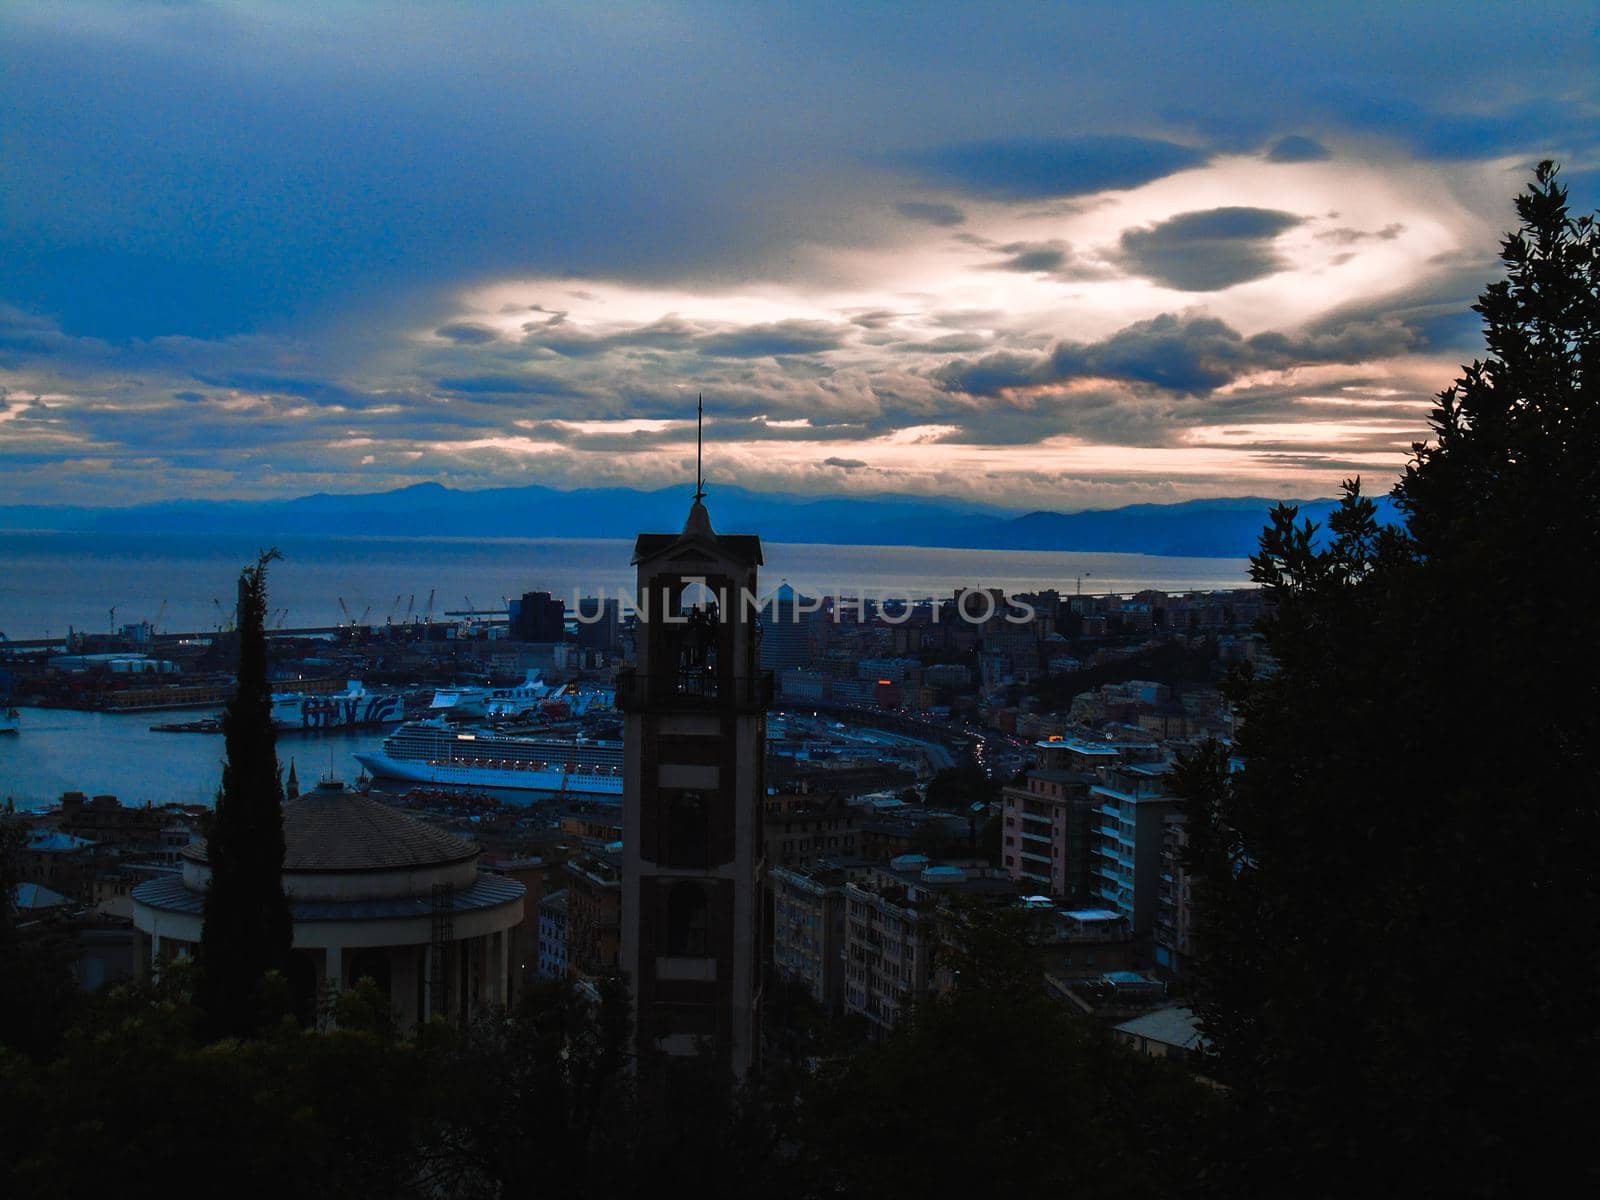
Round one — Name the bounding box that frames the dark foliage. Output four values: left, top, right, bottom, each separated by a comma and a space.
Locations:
795, 900, 1217, 1197
196, 550, 295, 1039
1180, 164, 1600, 1196
0, 815, 82, 1058
923, 762, 999, 810
1029, 638, 1217, 707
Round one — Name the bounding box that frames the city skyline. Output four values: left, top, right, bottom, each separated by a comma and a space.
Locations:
2, 2, 1595, 510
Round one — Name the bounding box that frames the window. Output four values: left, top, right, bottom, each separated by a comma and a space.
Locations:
665, 790, 709, 867
666, 882, 710, 957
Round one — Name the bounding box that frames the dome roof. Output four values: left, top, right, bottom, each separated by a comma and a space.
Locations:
184, 783, 477, 873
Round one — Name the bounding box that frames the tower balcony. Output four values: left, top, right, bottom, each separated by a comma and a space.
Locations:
614, 668, 774, 713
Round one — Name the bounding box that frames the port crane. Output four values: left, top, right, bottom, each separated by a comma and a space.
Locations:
337, 597, 351, 629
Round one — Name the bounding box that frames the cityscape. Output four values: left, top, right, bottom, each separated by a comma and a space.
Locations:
2, 4, 1596, 1197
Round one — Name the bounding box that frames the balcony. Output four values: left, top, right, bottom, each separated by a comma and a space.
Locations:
614, 668, 774, 713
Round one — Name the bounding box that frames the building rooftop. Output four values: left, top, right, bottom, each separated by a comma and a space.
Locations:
183, 783, 477, 873
134, 871, 522, 922
14, 881, 72, 910
1112, 1006, 1209, 1052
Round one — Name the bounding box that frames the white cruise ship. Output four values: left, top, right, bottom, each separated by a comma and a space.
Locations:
270, 681, 405, 731
354, 720, 624, 798
429, 682, 494, 718
483, 670, 552, 719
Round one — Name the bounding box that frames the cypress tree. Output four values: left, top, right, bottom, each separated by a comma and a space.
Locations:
197, 549, 294, 1039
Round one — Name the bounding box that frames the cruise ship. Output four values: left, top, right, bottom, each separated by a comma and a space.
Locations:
271, 681, 405, 731
483, 671, 553, 719
354, 720, 624, 798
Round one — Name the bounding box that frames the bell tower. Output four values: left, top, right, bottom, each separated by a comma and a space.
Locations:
618, 403, 769, 1079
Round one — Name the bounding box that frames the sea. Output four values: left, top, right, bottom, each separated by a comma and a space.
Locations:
0, 531, 1250, 812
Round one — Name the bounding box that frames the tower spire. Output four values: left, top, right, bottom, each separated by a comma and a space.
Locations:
694, 393, 705, 501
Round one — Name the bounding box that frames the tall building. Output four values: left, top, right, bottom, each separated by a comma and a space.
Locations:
510, 590, 566, 643
760, 582, 812, 672
574, 595, 621, 654
617, 490, 770, 1079
1088, 761, 1178, 934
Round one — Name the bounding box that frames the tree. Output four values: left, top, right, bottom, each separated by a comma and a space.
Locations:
795, 899, 1215, 1197
197, 550, 294, 1039
1180, 164, 1600, 1196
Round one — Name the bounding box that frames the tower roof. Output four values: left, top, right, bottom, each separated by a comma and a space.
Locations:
632, 496, 761, 566
683, 497, 715, 540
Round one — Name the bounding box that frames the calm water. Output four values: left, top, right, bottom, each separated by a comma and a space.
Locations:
0, 531, 1248, 642
0, 707, 384, 813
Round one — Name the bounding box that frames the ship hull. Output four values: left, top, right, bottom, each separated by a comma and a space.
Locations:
272, 690, 405, 731
353, 751, 623, 798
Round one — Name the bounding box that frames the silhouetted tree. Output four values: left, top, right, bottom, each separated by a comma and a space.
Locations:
197, 550, 294, 1039
1181, 163, 1600, 1196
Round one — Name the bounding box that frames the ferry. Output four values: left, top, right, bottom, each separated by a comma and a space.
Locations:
428, 682, 494, 719
354, 719, 624, 798
483, 670, 553, 719
270, 680, 405, 731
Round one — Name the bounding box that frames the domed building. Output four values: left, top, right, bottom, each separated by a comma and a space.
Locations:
132, 781, 525, 1028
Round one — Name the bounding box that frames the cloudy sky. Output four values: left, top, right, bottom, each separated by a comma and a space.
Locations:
2, 2, 1595, 510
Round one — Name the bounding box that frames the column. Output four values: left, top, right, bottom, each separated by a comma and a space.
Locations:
493, 930, 509, 1005
326, 945, 343, 994
421, 944, 433, 1021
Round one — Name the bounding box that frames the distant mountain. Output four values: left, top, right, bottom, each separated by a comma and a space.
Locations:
0, 483, 1400, 559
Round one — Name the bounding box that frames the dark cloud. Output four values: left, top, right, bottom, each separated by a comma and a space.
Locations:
1317, 223, 1404, 245
189, 371, 378, 407
847, 309, 901, 329
696, 320, 847, 359
895, 201, 966, 226
1118, 207, 1305, 291
1266, 135, 1331, 162
435, 373, 586, 398
981, 238, 1110, 280
1325, 89, 1595, 161
524, 316, 702, 358
823, 457, 868, 470
172, 391, 206, 403
932, 312, 1415, 397
900, 136, 1208, 199
435, 323, 499, 345
897, 334, 992, 353
989, 240, 1070, 273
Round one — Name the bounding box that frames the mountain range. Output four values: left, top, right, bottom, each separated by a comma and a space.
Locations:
0, 482, 1401, 559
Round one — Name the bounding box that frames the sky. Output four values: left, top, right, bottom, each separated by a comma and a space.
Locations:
2, 2, 1596, 512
